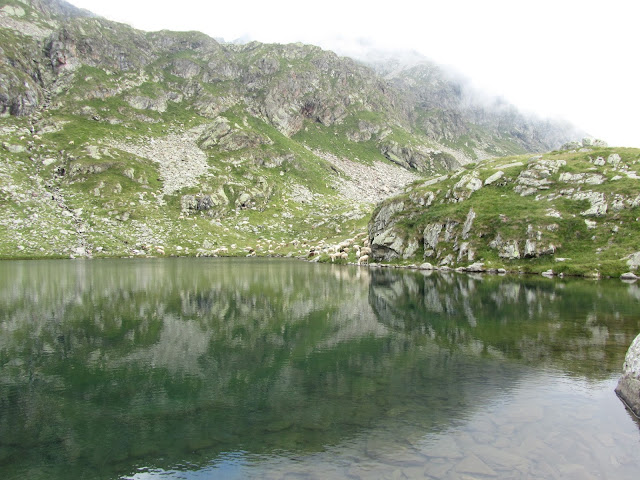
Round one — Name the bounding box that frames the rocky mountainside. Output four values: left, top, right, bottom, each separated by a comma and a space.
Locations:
366, 141, 640, 277
374, 59, 581, 157
0, 0, 584, 260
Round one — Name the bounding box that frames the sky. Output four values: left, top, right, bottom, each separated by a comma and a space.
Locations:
68, 0, 640, 147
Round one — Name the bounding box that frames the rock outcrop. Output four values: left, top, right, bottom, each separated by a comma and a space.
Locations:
616, 333, 640, 418
0, 0, 588, 260
367, 147, 640, 277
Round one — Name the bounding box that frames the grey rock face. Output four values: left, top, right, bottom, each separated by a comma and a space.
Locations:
403, 239, 420, 259
380, 142, 459, 173
370, 229, 405, 261
499, 240, 520, 260
524, 239, 537, 258
573, 191, 608, 217
626, 252, 640, 271
370, 201, 405, 235
423, 223, 443, 254
616, 333, 640, 418
461, 208, 475, 240
484, 170, 504, 186
368, 201, 406, 260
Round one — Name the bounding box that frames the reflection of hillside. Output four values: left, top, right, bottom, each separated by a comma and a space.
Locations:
0, 259, 506, 479
1, 259, 639, 479
369, 268, 640, 377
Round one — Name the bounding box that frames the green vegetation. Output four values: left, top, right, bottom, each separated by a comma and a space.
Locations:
0, 1, 608, 272
370, 148, 640, 277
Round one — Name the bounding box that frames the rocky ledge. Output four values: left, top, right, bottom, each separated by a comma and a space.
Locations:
616, 333, 640, 418
366, 147, 640, 277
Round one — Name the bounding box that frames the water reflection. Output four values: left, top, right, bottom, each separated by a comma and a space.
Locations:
369, 268, 640, 377
0, 259, 639, 479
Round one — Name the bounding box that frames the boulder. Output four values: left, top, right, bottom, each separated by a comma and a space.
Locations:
615, 333, 640, 418
403, 239, 419, 259
573, 191, 608, 217
181, 193, 227, 214
524, 239, 537, 258
466, 262, 485, 273
423, 223, 443, 254
626, 252, 640, 271
198, 116, 270, 151
368, 201, 406, 260
370, 228, 405, 261
484, 170, 504, 186
461, 208, 475, 240
2, 143, 25, 153
607, 153, 622, 168
499, 240, 520, 260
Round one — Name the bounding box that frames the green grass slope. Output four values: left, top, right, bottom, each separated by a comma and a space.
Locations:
368, 146, 640, 277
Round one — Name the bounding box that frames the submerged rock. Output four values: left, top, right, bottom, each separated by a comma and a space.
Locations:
616, 333, 640, 418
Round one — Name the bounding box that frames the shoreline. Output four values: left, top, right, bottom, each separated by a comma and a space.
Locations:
1, 252, 637, 282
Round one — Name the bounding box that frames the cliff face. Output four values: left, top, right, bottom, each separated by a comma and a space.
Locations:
367, 142, 640, 277
374, 60, 582, 157
0, 0, 585, 259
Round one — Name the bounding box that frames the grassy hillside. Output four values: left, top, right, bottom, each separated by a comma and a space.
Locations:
0, 0, 587, 262
366, 146, 640, 277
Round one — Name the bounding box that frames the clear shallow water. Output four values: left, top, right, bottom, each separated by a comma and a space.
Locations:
0, 258, 639, 479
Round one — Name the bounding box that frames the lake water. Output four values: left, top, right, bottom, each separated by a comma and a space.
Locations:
1, 258, 639, 479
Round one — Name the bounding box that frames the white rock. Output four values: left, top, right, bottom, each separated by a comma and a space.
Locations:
607, 153, 622, 168
626, 252, 640, 270
466, 177, 483, 191
546, 208, 562, 218
461, 208, 475, 239
2, 5, 26, 17
616, 333, 640, 418
484, 170, 504, 186
423, 223, 443, 251
524, 239, 537, 257
499, 240, 520, 259
573, 191, 608, 216
497, 161, 523, 169
466, 262, 485, 272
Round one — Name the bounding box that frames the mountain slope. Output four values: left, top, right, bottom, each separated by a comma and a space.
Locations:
368, 56, 583, 158
366, 143, 640, 277
0, 0, 584, 259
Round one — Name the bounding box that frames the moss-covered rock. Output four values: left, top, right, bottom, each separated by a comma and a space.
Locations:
367, 148, 640, 277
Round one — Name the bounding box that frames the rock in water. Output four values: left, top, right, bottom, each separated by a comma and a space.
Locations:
616, 333, 640, 418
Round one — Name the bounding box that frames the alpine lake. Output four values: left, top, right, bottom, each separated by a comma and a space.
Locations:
1, 258, 639, 479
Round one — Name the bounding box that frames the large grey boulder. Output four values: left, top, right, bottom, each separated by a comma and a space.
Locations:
616, 333, 640, 418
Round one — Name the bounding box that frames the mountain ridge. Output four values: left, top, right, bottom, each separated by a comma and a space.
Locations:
3, 0, 621, 273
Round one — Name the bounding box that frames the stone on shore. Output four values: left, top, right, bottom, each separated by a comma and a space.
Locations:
615, 333, 640, 418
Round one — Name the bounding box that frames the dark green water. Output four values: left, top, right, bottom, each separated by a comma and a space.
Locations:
1, 258, 639, 479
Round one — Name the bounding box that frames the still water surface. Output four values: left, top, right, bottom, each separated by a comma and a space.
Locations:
1, 258, 639, 479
